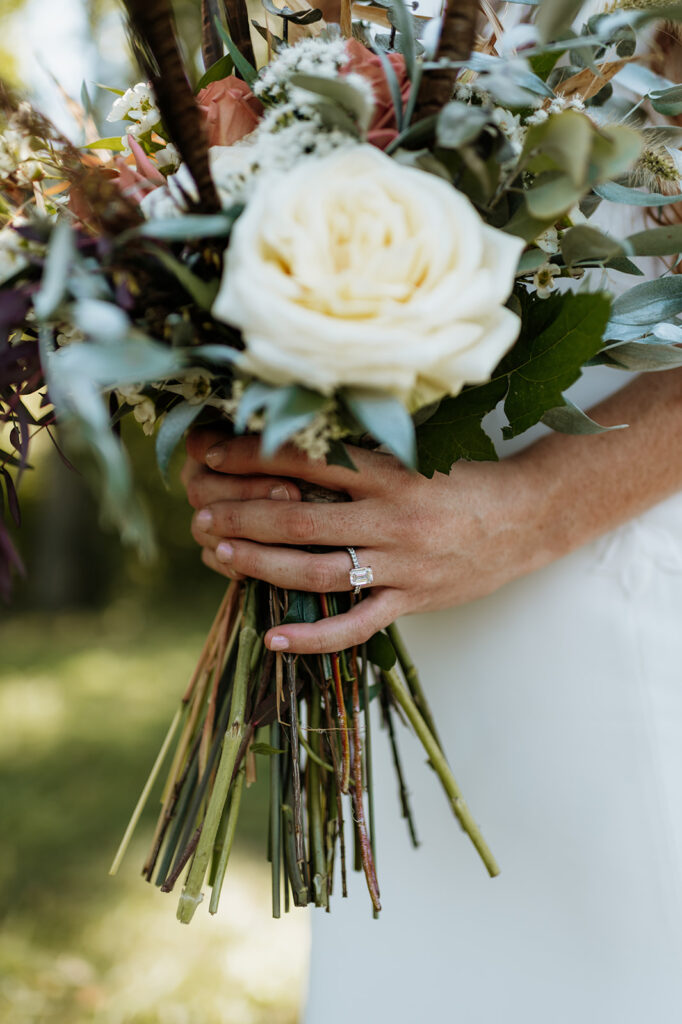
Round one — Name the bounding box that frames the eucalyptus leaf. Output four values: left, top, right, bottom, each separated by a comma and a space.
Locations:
525, 173, 583, 220
326, 440, 358, 472
594, 181, 682, 206
191, 343, 245, 368
560, 225, 626, 267
416, 378, 507, 475
72, 298, 130, 343
625, 224, 682, 257
384, 0, 416, 81
34, 221, 75, 320
235, 380, 280, 433
261, 386, 328, 458
436, 102, 490, 150
605, 341, 682, 372
611, 276, 682, 325
376, 49, 404, 132
156, 400, 205, 484
501, 292, 611, 438
536, 0, 585, 44
541, 398, 627, 435
127, 211, 242, 242
342, 388, 416, 468
290, 73, 373, 131
516, 248, 548, 275
649, 83, 682, 116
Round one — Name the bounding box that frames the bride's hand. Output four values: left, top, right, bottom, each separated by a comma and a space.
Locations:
182, 429, 547, 654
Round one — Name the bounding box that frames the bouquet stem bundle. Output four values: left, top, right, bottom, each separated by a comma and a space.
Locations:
111, 579, 499, 920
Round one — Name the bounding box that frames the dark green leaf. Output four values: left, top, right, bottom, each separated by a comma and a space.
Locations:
156, 400, 205, 484
282, 590, 320, 624
196, 54, 234, 92
501, 292, 611, 438
215, 20, 257, 84
561, 225, 626, 266
366, 631, 397, 671
342, 388, 416, 468
416, 378, 507, 475
541, 398, 627, 434
326, 440, 358, 472
152, 248, 220, 309
650, 83, 682, 116
625, 224, 682, 257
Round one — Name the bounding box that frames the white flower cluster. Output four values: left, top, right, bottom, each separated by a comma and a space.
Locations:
291, 406, 346, 461
525, 93, 586, 127
115, 385, 157, 435
140, 110, 351, 220
253, 37, 349, 105
106, 83, 162, 156
491, 107, 526, 158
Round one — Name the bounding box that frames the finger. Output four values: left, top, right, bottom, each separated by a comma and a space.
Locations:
180, 454, 202, 491
185, 468, 302, 510
207, 538, 386, 593
192, 498, 376, 546
264, 589, 404, 655
186, 433, 402, 498
201, 546, 245, 581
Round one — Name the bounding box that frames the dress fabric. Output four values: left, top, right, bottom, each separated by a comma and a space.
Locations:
304, 371, 682, 1023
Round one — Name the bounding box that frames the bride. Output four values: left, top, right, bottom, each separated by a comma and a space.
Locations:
181, 356, 682, 1021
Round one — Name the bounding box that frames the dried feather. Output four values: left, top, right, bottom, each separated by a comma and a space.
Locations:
222, 0, 256, 68
123, 0, 220, 212
202, 0, 224, 71
414, 0, 481, 122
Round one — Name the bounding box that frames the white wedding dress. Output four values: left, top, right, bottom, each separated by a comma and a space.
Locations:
304, 366, 682, 1023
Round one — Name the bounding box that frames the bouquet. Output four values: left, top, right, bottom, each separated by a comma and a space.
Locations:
3, 0, 682, 922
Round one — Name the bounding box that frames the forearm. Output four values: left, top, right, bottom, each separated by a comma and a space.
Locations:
516, 368, 682, 567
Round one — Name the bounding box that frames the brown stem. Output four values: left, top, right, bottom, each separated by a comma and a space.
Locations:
323, 684, 348, 898
350, 650, 381, 912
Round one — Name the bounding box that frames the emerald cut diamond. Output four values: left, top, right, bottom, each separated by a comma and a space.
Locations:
350, 566, 374, 588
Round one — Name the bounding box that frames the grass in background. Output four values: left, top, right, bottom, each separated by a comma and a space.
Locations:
0, 598, 308, 1024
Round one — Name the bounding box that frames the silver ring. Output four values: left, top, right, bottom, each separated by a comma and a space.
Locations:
346, 546, 374, 596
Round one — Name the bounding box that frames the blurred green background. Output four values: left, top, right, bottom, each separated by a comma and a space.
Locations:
1, 2, 309, 1020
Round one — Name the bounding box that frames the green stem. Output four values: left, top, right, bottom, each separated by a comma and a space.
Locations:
382, 666, 500, 879
176, 590, 258, 924
387, 622, 443, 748
361, 647, 379, 920
209, 766, 245, 915
307, 689, 329, 909
269, 719, 282, 919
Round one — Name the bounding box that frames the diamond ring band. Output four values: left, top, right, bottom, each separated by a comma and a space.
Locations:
346, 546, 374, 596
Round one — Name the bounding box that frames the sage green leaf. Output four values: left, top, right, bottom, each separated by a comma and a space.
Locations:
282, 590, 320, 624
523, 110, 592, 186
501, 292, 611, 438
561, 225, 626, 267
366, 631, 397, 671
156, 400, 205, 484
625, 224, 682, 257
536, 0, 585, 42
152, 249, 220, 309
290, 73, 374, 131
384, 0, 416, 81
235, 380, 279, 433
72, 298, 130, 343
589, 124, 643, 182
650, 83, 682, 116
50, 333, 185, 389
343, 388, 416, 468
416, 378, 507, 475
127, 211, 242, 242
604, 256, 644, 276
34, 221, 75, 320
215, 20, 257, 84
376, 49, 404, 132
594, 181, 682, 206
603, 320, 655, 343
541, 398, 627, 434
261, 386, 328, 458
191, 343, 245, 368
611, 276, 682, 325
606, 341, 682, 372
516, 248, 548, 275
436, 102, 490, 149
196, 54, 234, 92
526, 173, 584, 219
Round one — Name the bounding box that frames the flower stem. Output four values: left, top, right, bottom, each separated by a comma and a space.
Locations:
209, 766, 245, 915
382, 666, 500, 878
386, 622, 443, 748
269, 719, 282, 919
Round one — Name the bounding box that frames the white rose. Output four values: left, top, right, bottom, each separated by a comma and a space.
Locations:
212, 145, 524, 406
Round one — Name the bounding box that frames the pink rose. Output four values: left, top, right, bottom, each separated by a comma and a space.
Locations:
196, 77, 263, 147
342, 40, 410, 151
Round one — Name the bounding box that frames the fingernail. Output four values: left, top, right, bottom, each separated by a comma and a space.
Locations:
269, 484, 290, 501
269, 635, 289, 651
195, 509, 213, 530
206, 443, 226, 467
216, 541, 234, 562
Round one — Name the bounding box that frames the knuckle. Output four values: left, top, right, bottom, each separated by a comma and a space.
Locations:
185, 475, 205, 509
309, 558, 337, 592
283, 507, 317, 543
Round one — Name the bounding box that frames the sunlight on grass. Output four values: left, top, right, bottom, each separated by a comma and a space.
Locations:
0, 602, 309, 1024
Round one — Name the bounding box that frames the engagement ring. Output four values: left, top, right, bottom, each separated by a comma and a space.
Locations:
346, 547, 374, 596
